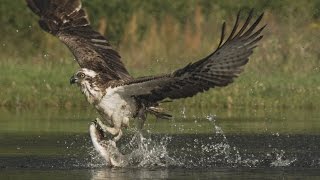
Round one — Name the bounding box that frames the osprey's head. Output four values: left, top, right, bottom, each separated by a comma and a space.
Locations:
70, 68, 103, 104
70, 68, 98, 85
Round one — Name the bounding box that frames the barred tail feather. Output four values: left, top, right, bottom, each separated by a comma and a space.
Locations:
26, 0, 89, 35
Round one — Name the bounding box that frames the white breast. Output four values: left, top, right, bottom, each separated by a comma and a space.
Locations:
96, 86, 136, 126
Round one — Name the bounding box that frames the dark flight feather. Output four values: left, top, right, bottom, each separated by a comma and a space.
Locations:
26, 0, 131, 81
117, 10, 265, 104
27, 0, 265, 108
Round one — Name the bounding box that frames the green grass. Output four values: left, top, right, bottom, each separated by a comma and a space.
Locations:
0, 59, 83, 108
1, 1, 319, 110
0, 57, 319, 110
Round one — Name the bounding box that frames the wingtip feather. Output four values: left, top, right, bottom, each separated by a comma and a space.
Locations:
218, 22, 226, 48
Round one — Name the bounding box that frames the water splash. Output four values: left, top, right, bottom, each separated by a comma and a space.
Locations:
169, 114, 299, 168
125, 133, 179, 167
86, 114, 301, 168
87, 131, 180, 168
270, 149, 297, 167
171, 114, 245, 168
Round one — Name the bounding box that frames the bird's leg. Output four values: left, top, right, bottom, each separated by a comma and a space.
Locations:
95, 118, 122, 142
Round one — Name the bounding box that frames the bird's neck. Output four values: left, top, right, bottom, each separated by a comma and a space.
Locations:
80, 81, 104, 104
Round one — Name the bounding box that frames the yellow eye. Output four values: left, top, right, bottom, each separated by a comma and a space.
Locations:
79, 73, 85, 78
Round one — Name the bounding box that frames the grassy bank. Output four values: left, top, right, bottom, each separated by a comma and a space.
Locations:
1, 58, 319, 110
0, 1, 319, 110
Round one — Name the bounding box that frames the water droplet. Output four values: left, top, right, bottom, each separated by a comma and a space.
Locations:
206, 114, 216, 122
181, 107, 186, 119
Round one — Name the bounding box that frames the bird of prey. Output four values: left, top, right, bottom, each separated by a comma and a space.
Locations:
26, 0, 265, 143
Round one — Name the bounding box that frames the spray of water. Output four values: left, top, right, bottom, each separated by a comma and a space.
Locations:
86, 113, 297, 168
270, 149, 297, 167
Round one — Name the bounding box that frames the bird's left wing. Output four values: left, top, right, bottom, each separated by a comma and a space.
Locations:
26, 0, 131, 80
115, 10, 265, 104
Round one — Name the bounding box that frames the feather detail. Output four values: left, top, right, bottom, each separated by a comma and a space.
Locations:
115, 10, 265, 103
26, 0, 131, 81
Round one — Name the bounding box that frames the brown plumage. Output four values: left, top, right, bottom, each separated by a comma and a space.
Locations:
26, 0, 131, 81
116, 10, 265, 104
27, 0, 265, 144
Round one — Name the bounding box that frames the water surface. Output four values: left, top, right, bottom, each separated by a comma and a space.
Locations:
0, 107, 319, 179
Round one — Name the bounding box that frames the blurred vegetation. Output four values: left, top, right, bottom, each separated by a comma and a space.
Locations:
0, 0, 319, 110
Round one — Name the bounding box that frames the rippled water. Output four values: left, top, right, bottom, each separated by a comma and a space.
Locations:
0, 107, 319, 179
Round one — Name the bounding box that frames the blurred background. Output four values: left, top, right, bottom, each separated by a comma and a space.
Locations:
0, 0, 319, 110
0, 1, 320, 176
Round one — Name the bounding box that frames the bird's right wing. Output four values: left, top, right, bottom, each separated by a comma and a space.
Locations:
26, 0, 131, 80
116, 10, 265, 104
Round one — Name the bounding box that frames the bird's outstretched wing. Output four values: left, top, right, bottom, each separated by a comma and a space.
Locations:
26, 0, 131, 80
116, 10, 265, 104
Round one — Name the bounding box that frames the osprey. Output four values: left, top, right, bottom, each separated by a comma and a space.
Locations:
27, 0, 265, 142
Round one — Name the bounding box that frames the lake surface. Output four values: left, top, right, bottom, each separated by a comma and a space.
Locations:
0, 107, 319, 179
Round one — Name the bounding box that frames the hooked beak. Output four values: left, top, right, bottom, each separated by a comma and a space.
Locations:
69, 75, 78, 84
